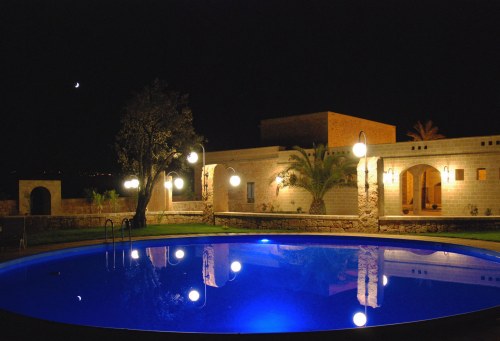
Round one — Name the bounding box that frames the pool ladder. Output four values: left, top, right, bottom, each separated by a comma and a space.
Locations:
105, 218, 132, 244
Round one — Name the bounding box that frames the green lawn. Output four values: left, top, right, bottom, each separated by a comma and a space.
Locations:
26, 224, 285, 246
419, 230, 500, 242
26, 223, 500, 246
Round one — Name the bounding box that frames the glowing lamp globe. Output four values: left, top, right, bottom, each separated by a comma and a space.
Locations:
353, 142, 367, 158
174, 178, 184, 190
187, 151, 199, 164
230, 261, 242, 273
174, 249, 185, 259
353, 312, 367, 327
188, 290, 200, 302
229, 175, 241, 187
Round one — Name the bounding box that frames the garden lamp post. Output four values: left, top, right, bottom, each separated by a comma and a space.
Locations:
124, 176, 140, 209
227, 166, 241, 187
187, 143, 207, 200
353, 131, 369, 192
164, 171, 184, 190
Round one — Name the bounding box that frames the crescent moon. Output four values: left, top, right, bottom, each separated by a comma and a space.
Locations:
75, 82, 80, 88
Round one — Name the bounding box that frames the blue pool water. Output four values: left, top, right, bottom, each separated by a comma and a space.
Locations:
0, 235, 499, 335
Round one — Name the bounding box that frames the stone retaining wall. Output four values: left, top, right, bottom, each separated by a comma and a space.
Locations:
379, 216, 500, 234
0, 200, 17, 216
1, 211, 204, 233
214, 212, 366, 232
214, 213, 500, 234
2, 212, 498, 236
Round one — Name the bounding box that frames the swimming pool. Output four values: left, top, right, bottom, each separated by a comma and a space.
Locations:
0, 234, 499, 339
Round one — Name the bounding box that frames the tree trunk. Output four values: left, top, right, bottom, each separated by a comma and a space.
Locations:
132, 193, 148, 228
309, 198, 326, 215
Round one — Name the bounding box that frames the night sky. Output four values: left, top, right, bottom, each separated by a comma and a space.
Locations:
1, 0, 499, 196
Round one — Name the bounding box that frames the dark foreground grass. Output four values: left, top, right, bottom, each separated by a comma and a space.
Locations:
26, 223, 500, 246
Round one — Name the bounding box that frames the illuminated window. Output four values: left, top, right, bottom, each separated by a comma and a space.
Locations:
455, 169, 464, 181
477, 168, 487, 180
247, 182, 255, 203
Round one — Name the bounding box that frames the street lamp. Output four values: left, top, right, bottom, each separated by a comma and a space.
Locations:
124, 176, 140, 210
383, 168, 394, 184
124, 178, 139, 190
187, 143, 208, 199
165, 171, 184, 190
227, 167, 241, 187
353, 131, 368, 191
442, 166, 450, 183
167, 247, 185, 266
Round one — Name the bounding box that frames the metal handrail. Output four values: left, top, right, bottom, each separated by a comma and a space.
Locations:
121, 218, 132, 243
104, 218, 114, 244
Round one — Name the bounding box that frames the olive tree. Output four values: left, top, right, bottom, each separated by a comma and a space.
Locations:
115, 79, 201, 228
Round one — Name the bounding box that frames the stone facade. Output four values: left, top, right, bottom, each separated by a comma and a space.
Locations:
18, 180, 62, 215
0, 200, 17, 216
61, 197, 136, 214
215, 212, 363, 233
3, 112, 498, 235
260, 111, 396, 148
374, 136, 500, 216
200, 135, 500, 223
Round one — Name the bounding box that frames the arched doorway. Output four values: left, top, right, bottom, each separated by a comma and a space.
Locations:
30, 187, 51, 215
401, 165, 441, 216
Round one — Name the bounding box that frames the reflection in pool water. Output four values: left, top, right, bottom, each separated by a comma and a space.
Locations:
0, 235, 499, 334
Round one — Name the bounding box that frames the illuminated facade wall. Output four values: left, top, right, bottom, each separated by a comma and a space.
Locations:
205, 135, 500, 217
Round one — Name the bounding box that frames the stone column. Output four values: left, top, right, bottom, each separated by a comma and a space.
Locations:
357, 156, 380, 232
165, 174, 173, 211
202, 164, 217, 225
357, 245, 385, 309
148, 172, 167, 211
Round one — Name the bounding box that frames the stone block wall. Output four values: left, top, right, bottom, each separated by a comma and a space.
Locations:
215, 212, 364, 233
327, 112, 396, 147
2, 211, 204, 234
378, 136, 500, 216
172, 201, 205, 211
61, 197, 137, 214
379, 216, 500, 233
0, 200, 17, 216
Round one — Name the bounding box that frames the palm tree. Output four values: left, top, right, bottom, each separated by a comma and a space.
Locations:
406, 120, 445, 141
407, 120, 445, 209
276, 144, 357, 215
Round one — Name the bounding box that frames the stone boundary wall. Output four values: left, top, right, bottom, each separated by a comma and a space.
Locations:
1, 211, 204, 233
0, 200, 17, 216
61, 197, 137, 214
379, 216, 500, 233
2, 211, 498, 237
0, 198, 199, 216
214, 212, 365, 232
172, 201, 205, 211
215, 213, 500, 234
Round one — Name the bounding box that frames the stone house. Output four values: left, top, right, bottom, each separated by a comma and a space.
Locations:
6, 111, 500, 222
184, 111, 500, 218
